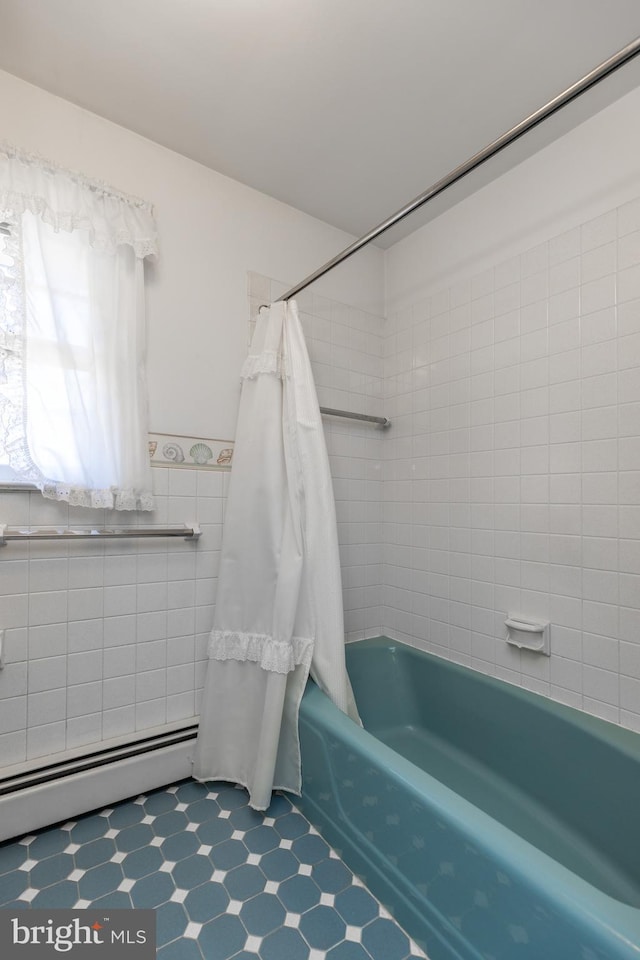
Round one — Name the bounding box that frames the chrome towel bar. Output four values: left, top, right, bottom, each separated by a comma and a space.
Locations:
0, 523, 201, 546
319, 406, 390, 428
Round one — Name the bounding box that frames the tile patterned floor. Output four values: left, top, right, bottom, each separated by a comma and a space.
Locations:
0, 779, 428, 960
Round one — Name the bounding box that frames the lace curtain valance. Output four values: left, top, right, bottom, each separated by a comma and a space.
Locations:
0, 142, 157, 510
0, 142, 158, 259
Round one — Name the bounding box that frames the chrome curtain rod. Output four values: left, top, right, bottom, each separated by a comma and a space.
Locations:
278, 36, 640, 303
320, 406, 390, 427
0, 524, 201, 546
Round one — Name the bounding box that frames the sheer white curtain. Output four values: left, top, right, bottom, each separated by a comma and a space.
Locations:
0, 143, 157, 509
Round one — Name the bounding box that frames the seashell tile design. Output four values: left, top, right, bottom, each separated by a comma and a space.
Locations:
149, 433, 234, 469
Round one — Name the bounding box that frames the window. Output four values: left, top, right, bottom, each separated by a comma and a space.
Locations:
0, 144, 158, 509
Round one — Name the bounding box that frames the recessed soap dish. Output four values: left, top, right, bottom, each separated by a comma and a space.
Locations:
505, 616, 550, 656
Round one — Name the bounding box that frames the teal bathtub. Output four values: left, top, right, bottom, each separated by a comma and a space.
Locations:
296, 637, 640, 960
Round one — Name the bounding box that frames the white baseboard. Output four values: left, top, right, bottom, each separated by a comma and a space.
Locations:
0, 738, 196, 843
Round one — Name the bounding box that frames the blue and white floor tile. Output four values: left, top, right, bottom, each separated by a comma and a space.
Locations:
0, 779, 428, 960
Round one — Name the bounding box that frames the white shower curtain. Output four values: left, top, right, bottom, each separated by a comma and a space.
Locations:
193, 300, 360, 810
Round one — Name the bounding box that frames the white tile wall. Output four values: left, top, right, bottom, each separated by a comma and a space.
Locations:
0, 467, 226, 768
382, 196, 640, 733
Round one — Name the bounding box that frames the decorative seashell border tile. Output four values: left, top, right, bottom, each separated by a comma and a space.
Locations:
149, 433, 234, 469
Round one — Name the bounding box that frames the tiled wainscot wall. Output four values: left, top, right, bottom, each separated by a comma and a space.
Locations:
382, 196, 640, 733
0, 466, 226, 769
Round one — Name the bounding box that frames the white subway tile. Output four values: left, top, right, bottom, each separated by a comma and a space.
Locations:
0, 695, 27, 735
68, 587, 103, 622
618, 198, 640, 237
0, 730, 26, 765
583, 665, 619, 706
26, 721, 66, 760
28, 655, 66, 693
618, 263, 640, 303
103, 675, 135, 710
29, 590, 67, 626
581, 211, 616, 252
66, 714, 102, 750
67, 681, 102, 718
68, 650, 102, 685
28, 623, 67, 660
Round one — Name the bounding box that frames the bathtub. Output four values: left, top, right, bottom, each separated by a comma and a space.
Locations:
296, 637, 640, 960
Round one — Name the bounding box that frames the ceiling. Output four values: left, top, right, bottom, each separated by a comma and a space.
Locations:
1, 0, 640, 247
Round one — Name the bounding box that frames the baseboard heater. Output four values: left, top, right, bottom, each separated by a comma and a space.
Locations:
0, 724, 198, 843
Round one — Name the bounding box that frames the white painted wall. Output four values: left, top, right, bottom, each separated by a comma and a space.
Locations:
0, 69, 384, 440
383, 84, 640, 731
386, 85, 640, 313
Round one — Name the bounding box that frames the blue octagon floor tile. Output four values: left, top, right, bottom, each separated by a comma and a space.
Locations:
208, 839, 248, 871
213, 787, 251, 811
172, 855, 212, 890
155, 900, 189, 947
121, 846, 164, 880
299, 903, 347, 950
195, 818, 234, 847
29, 829, 69, 860
328, 941, 374, 960
361, 917, 412, 960
152, 811, 188, 838
160, 831, 201, 863
144, 791, 178, 816
70, 816, 109, 845
158, 936, 202, 960
183, 881, 229, 923
175, 780, 207, 804
75, 837, 117, 870
311, 858, 353, 894
29, 817, 69, 860
129, 871, 175, 908
259, 848, 298, 882
228, 805, 265, 831
0, 871, 29, 905
223, 864, 266, 901
335, 884, 380, 926
240, 892, 285, 936
32, 881, 79, 908
184, 798, 220, 823
198, 913, 246, 960
275, 812, 310, 840
91, 891, 133, 909
260, 926, 309, 960
243, 825, 280, 855
0, 844, 28, 875
30, 852, 74, 889
277, 874, 322, 913
108, 803, 145, 829
115, 824, 154, 853
292, 832, 331, 865
78, 863, 123, 901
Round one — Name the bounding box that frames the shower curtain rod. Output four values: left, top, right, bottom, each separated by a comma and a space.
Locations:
278, 36, 640, 303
